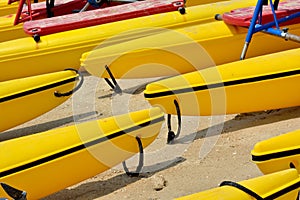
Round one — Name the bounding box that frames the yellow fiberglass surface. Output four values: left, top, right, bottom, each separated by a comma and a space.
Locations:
0, 107, 164, 199
81, 20, 300, 79
144, 47, 300, 116
252, 128, 300, 175
0, 69, 80, 132
176, 168, 300, 200
0, 0, 259, 81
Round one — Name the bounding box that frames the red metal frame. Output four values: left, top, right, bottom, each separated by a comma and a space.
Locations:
14, 0, 33, 25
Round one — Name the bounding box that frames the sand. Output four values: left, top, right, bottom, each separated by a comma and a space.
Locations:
3, 72, 300, 200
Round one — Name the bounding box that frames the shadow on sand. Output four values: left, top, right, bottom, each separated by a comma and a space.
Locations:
174, 106, 300, 144
43, 157, 185, 200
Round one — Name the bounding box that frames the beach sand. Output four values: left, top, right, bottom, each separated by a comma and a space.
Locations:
3, 73, 300, 200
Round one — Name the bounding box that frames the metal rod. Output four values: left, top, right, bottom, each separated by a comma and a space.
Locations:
79, 2, 90, 12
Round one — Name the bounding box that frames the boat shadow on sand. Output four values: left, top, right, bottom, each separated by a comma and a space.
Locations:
175, 106, 300, 144
42, 157, 185, 200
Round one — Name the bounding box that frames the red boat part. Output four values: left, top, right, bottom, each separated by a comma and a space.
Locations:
222, 0, 300, 27
23, 0, 185, 37
14, 0, 123, 25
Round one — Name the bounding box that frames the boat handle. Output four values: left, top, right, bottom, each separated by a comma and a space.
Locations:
54, 68, 84, 97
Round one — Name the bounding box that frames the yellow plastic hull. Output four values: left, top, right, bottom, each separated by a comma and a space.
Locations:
0, 0, 18, 16
0, 0, 46, 16
252, 129, 300, 175
0, 0, 259, 81
81, 21, 300, 79
0, 70, 79, 132
144, 47, 300, 116
0, 107, 164, 199
0, 14, 27, 43
176, 169, 300, 200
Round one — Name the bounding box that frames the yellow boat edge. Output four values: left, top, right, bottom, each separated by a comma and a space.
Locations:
0, 107, 164, 199
0, 69, 81, 132
251, 128, 300, 175
143, 47, 300, 116
176, 168, 300, 199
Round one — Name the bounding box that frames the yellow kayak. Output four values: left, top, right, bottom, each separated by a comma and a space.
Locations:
252, 128, 300, 175
81, 20, 300, 80
0, 107, 164, 199
0, 69, 81, 133
176, 168, 300, 200
0, 0, 258, 67
144, 47, 300, 116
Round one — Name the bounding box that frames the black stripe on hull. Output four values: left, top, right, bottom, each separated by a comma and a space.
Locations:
0, 76, 77, 103
252, 147, 300, 162
0, 115, 164, 178
144, 69, 300, 99
264, 178, 300, 200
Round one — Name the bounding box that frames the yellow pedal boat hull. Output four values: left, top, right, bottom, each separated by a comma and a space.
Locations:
0, 0, 258, 80
0, 69, 79, 132
144, 47, 300, 116
0, 0, 18, 16
176, 169, 300, 200
81, 21, 300, 79
0, 107, 164, 199
252, 128, 300, 175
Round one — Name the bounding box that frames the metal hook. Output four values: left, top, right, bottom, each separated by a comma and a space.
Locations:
0, 183, 27, 200
104, 65, 122, 94
167, 99, 181, 144
122, 136, 144, 177
54, 68, 84, 97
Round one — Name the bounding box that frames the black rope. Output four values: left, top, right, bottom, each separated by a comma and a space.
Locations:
220, 181, 264, 200
54, 68, 84, 97
0, 183, 27, 200
104, 65, 122, 94
122, 136, 144, 177
167, 100, 181, 144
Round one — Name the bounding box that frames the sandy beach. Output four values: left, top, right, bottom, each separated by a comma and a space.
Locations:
2, 71, 300, 200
